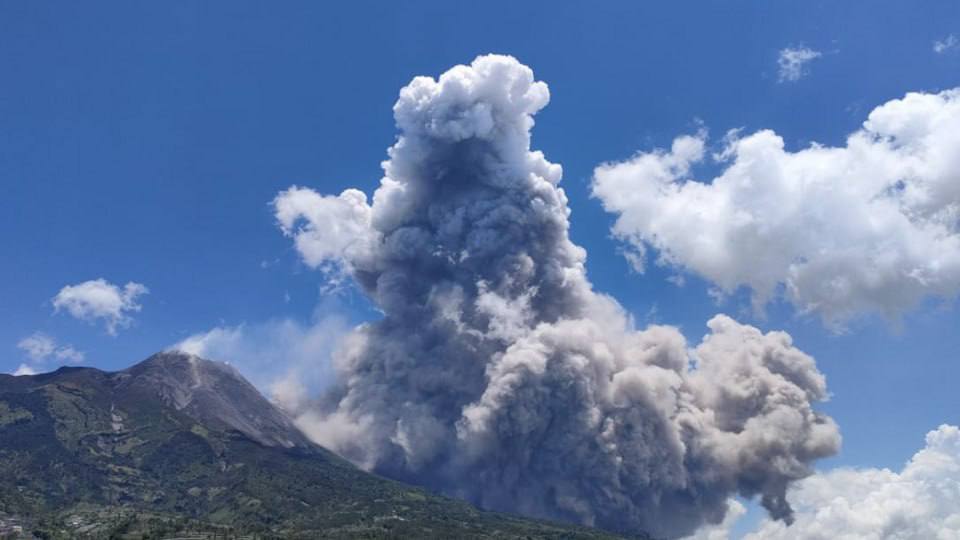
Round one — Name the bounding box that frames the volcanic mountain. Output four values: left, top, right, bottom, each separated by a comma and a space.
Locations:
0, 352, 635, 539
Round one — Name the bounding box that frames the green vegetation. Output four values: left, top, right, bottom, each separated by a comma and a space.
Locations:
0, 362, 640, 539
0, 401, 32, 426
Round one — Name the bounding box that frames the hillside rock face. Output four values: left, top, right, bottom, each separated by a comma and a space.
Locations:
118, 352, 314, 449
0, 353, 630, 539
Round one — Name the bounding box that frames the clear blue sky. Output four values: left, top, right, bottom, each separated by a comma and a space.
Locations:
3, 0, 958, 502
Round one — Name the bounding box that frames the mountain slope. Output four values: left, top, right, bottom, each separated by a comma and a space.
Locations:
0, 352, 635, 539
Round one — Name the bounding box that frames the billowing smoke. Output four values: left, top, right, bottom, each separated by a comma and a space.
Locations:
274, 55, 839, 538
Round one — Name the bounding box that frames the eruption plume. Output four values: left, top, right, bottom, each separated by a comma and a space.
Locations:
274, 55, 839, 538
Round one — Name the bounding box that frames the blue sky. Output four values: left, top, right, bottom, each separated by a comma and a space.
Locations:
3, 2, 960, 536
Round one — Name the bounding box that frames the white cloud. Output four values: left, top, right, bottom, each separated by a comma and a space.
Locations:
52, 278, 148, 335
14, 332, 84, 375
593, 88, 960, 328
173, 311, 349, 412
17, 332, 56, 361
16, 332, 85, 363
273, 186, 375, 287
777, 47, 822, 82
12, 364, 37, 376
54, 345, 83, 363
934, 34, 958, 54
743, 424, 960, 539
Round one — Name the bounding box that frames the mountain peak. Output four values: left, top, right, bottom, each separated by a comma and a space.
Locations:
0, 350, 627, 538
118, 350, 313, 449
127, 351, 245, 400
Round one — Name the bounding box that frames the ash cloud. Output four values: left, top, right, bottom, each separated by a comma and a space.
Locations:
274, 55, 839, 538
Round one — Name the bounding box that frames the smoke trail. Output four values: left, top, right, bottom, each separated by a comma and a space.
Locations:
274, 55, 839, 538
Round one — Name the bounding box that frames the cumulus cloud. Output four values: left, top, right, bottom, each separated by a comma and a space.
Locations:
53, 278, 148, 335
777, 47, 821, 82
12, 364, 37, 376
17, 332, 83, 362
173, 311, 349, 413
744, 424, 960, 539
934, 34, 958, 54
13, 332, 84, 375
593, 88, 960, 328
274, 55, 838, 538
274, 187, 375, 286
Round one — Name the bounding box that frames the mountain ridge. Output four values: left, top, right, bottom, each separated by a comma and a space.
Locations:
0, 352, 639, 539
